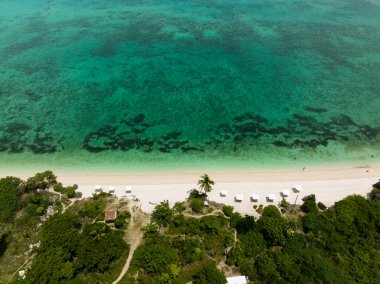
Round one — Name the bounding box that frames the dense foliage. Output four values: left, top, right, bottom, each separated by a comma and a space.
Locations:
28, 212, 128, 283
227, 193, 380, 283
0, 176, 22, 222
131, 201, 232, 283
192, 263, 226, 284
1, 172, 379, 284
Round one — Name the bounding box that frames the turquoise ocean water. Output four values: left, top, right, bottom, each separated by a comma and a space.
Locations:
0, 0, 379, 172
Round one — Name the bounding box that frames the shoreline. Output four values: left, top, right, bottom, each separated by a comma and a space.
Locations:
0, 161, 379, 184
1, 162, 378, 215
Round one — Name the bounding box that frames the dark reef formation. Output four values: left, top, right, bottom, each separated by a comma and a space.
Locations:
82, 111, 380, 154
208, 112, 380, 150
1, 112, 378, 155
83, 114, 202, 154
0, 122, 62, 153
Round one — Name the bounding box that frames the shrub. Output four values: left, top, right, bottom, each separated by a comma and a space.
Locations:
262, 205, 282, 219
368, 187, 380, 201
281, 198, 289, 208
23, 171, 57, 192
152, 200, 174, 227
65, 187, 76, 198
222, 205, 234, 217
192, 263, 226, 284
301, 195, 318, 214
173, 202, 186, 213
189, 189, 207, 200
256, 204, 264, 214
190, 198, 204, 213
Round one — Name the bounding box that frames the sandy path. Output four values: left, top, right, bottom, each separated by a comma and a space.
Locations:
112, 206, 148, 284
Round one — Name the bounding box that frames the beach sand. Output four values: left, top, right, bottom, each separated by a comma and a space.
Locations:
1, 163, 379, 214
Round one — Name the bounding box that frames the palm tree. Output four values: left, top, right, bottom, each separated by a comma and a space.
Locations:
197, 174, 215, 194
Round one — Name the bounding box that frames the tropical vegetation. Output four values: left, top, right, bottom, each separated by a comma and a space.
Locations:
0, 173, 379, 283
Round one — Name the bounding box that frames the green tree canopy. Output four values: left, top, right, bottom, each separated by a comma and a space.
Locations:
40, 212, 81, 252
262, 205, 282, 220
151, 200, 174, 227
192, 263, 226, 284
257, 216, 285, 246
135, 243, 177, 274
0, 176, 22, 223
240, 230, 267, 257
75, 223, 128, 272
28, 248, 74, 284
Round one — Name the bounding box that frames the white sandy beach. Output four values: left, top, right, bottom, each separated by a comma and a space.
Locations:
77, 177, 378, 214
2, 163, 378, 214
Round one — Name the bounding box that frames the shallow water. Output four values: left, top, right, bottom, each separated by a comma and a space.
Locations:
0, 0, 379, 171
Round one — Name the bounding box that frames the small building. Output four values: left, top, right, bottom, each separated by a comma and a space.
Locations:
204, 200, 209, 206
251, 194, 260, 202
226, 275, 248, 284
220, 190, 228, 197
235, 194, 244, 202
267, 194, 276, 202
293, 184, 303, 193
105, 209, 117, 223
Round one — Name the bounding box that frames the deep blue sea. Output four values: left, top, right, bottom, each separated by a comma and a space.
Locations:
0, 0, 379, 172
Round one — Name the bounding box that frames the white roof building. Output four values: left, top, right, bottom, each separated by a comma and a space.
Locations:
267, 194, 276, 202
220, 190, 228, 197
293, 184, 303, 192
235, 194, 244, 202
251, 194, 260, 201
226, 275, 248, 284
281, 189, 290, 197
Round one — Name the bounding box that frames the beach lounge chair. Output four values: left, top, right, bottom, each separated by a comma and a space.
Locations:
125, 185, 132, 193
281, 189, 290, 197
235, 194, 244, 202
267, 194, 276, 202
220, 190, 228, 197
293, 185, 303, 193
251, 194, 260, 202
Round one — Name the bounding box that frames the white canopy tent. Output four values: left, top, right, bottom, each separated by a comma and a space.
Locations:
94, 185, 102, 192
267, 194, 276, 202
108, 186, 115, 193
235, 194, 244, 202
220, 190, 228, 197
251, 194, 260, 202
281, 189, 290, 197
226, 275, 248, 284
125, 185, 132, 193
293, 184, 303, 193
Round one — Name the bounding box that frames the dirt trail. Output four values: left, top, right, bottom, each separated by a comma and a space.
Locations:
112, 204, 149, 284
